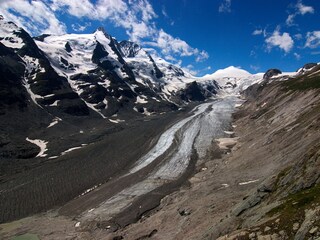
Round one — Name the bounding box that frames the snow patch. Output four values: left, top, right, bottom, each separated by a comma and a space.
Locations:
49, 100, 59, 106
26, 137, 48, 157
47, 117, 62, 128
239, 179, 259, 185
88, 208, 95, 213
216, 137, 238, 150
224, 131, 234, 135
135, 96, 148, 104
109, 118, 125, 124
143, 107, 152, 116
61, 144, 87, 155
261, 102, 267, 108
80, 184, 100, 196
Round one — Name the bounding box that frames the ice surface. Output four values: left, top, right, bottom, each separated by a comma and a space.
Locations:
83, 97, 240, 221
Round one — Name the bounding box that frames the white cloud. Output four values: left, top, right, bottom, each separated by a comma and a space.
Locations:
0, 0, 66, 35
164, 55, 177, 62
150, 29, 208, 62
286, 14, 295, 26
0, 0, 208, 63
71, 22, 91, 32
250, 50, 257, 58
196, 50, 209, 62
296, 2, 314, 15
265, 30, 294, 53
182, 64, 198, 76
162, 6, 168, 18
156, 29, 196, 56
286, 1, 314, 26
294, 33, 303, 40
161, 5, 174, 26
305, 31, 320, 48
186, 64, 194, 69
51, 0, 98, 18
252, 29, 263, 35
250, 65, 260, 71
219, 0, 232, 13
294, 53, 301, 60
252, 28, 267, 37
51, 0, 128, 20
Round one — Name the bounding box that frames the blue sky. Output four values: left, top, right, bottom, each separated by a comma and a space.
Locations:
1, 0, 319, 76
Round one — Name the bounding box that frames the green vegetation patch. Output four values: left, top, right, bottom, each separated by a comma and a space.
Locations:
282, 76, 320, 91
263, 184, 320, 238
269, 184, 320, 216
12, 233, 39, 240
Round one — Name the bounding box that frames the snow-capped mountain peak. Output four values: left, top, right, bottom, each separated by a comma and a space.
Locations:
199, 66, 263, 94
0, 20, 25, 49
203, 66, 251, 79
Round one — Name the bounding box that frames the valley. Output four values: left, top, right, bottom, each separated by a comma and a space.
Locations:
0, 13, 320, 240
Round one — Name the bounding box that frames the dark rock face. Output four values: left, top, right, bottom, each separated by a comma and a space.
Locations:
65, 42, 72, 52
302, 63, 317, 70
119, 40, 141, 58
177, 80, 219, 103
180, 81, 206, 102
148, 54, 164, 79
297, 63, 318, 74
33, 34, 51, 42
0, 43, 27, 112
92, 41, 109, 64
263, 69, 282, 80
0, 24, 89, 116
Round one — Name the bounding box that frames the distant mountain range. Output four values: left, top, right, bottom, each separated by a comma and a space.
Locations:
0, 19, 221, 121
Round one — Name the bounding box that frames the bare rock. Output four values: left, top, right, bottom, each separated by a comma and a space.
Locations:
249, 232, 256, 239
264, 226, 271, 232
263, 69, 282, 80
309, 227, 318, 235
293, 222, 300, 231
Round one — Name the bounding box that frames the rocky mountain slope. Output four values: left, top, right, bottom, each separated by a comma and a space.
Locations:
101, 63, 319, 240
